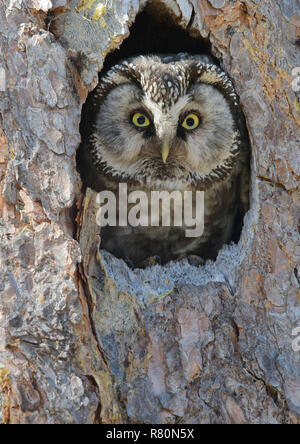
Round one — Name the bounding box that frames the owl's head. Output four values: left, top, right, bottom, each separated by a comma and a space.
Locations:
89, 54, 243, 189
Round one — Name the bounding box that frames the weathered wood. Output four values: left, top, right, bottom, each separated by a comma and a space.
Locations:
0, 0, 299, 423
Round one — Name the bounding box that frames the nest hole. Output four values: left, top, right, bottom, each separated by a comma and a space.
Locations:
77, 4, 250, 270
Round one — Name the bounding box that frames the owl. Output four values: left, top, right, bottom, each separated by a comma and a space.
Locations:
78, 53, 249, 267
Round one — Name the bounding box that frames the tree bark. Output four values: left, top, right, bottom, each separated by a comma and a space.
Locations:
0, 0, 299, 424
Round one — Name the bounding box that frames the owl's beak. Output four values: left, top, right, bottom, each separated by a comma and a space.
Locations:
161, 140, 170, 163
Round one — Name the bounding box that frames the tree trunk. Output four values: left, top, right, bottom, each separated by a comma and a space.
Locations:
0, 0, 299, 424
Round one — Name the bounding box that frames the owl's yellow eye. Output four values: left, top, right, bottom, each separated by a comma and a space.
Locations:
181, 113, 200, 130
132, 112, 151, 128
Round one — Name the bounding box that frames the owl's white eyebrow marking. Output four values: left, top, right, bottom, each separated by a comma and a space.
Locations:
142, 94, 192, 137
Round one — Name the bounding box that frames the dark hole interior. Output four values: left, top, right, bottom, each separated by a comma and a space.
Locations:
77, 5, 250, 269
101, 6, 213, 75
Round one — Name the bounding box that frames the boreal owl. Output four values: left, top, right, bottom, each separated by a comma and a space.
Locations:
78, 53, 249, 267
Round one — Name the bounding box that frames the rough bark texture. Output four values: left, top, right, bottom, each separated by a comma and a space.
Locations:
0, 0, 299, 424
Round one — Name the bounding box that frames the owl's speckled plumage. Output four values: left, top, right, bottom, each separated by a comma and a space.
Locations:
78, 53, 249, 266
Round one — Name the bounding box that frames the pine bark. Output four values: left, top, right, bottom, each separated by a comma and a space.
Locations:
0, 0, 299, 424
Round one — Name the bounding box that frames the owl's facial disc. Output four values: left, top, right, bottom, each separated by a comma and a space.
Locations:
92, 70, 237, 187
